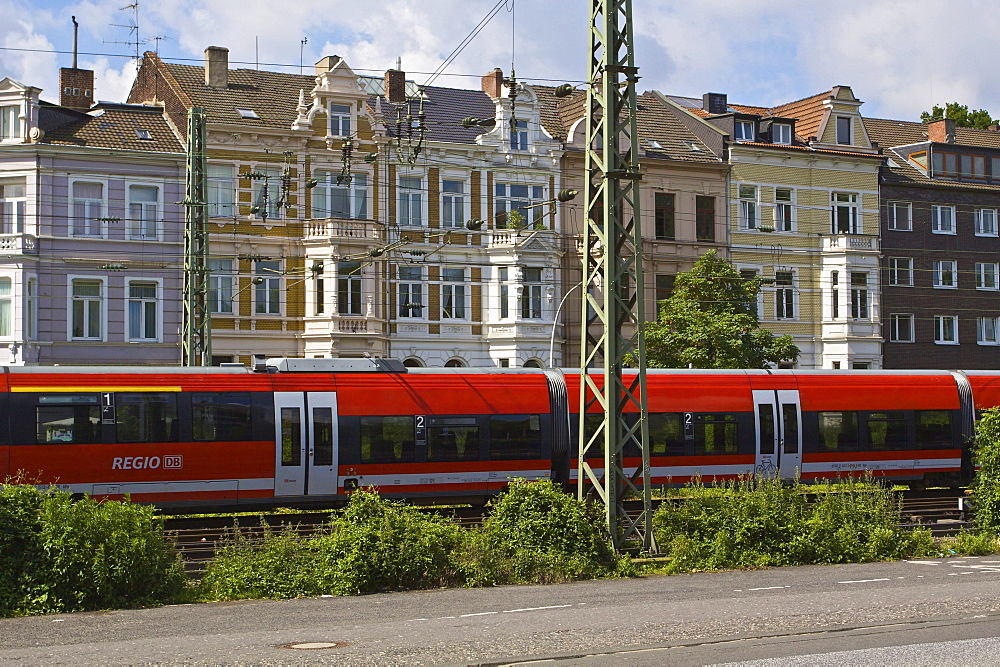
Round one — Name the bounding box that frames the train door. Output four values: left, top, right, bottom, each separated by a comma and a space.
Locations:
752, 389, 802, 479
273, 392, 339, 497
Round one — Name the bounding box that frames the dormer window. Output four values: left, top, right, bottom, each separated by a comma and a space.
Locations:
836, 117, 852, 144
135, 128, 153, 141
236, 108, 259, 119
0, 105, 19, 140
510, 119, 528, 150
773, 123, 792, 145
734, 119, 755, 141
329, 103, 352, 137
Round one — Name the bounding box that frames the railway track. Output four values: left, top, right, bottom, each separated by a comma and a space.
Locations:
164, 489, 974, 576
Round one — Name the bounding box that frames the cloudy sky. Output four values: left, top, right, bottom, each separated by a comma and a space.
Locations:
2, 0, 998, 121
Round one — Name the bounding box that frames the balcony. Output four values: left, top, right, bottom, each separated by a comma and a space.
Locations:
822, 234, 879, 252
304, 219, 382, 243
0, 233, 38, 255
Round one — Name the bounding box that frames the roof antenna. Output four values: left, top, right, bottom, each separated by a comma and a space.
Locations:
71, 16, 79, 69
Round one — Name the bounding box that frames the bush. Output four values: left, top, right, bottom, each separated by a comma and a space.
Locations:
200, 488, 466, 600
942, 530, 1000, 556
973, 408, 1000, 532
0, 484, 186, 616
652, 477, 934, 573
458, 479, 633, 586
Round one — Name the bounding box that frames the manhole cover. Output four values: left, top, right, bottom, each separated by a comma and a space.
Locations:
277, 641, 350, 650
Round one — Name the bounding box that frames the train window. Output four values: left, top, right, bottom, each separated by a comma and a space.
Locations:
782, 404, 799, 454
817, 411, 859, 451
867, 412, 908, 451
116, 393, 178, 443
428, 417, 480, 462
694, 413, 738, 455
648, 413, 685, 456
758, 404, 775, 455
191, 393, 252, 442
489, 414, 542, 460
916, 411, 953, 450
360, 416, 415, 463
280, 408, 301, 466
313, 407, 334, 466
36, 394, 100, 444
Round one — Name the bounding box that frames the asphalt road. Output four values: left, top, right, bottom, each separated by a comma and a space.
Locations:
2, 555, 1000, 665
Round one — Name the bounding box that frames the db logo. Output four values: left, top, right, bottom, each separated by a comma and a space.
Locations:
163, 455, 184, 469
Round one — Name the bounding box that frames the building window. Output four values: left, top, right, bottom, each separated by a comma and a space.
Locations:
497, 267, 510, 319
315, 270, 324, 315
207, 164, 235, 217
70, 278, 103, 340
127, 281, 159, 341
313, 171, 368, 219
495, 182, 544, 228
836, 117, 852, 144
888, 314, 914, 343
329, 103, 352, 137
773, 123, 791, 145
696, 196, 715, 241
978, 317, 1000, 345
887, 201, 912, 231
398, 266, 423, 318
0, 182, 25, 234
734, 119, 755, 141
71, 181, 105, 237
251, 167, 283, 219
0, 277, 11, 337
739, 184, 759, 229
740, 268, 760, 318
931, 205, 955, 234
831, 192, 859, 234
655, 274, 674, 321
254, 260, 281, 315
0, 105, 19, 140
888, 258, 913, 286
977, 263, 999, 290
25, 277, 36, 339
775, 270, 795, 320
398, 176, 423, 226
654, 192, 675, 240
933, 260, 957, 288
850, 272, 869, 320
975, 208, 998, 236
934, 315, 958, 344
338, 261, 362, 316
441, 268, 466, 319
208, 258, 234, 314
441, 179, 466, 228
127, 184, 159, 240
521, 268, 542, 319
830, 270, 839, 319
775, 188, 794, 232
510, 119, 528, 151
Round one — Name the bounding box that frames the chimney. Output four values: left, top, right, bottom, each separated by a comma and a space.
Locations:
927, 118, 956, 144
315, 55, 341, 75
204, 46, 229, 88
384, 69, 405, 104
703, 92, 728, 115
482, 68, 504, 100
59, 16, 93, 111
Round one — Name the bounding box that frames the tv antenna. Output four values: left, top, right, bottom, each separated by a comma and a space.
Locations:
105, 2, 143, 69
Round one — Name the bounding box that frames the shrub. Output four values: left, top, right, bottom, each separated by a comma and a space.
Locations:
459, 479, 633, 586
973, 408, 1000, 532
942, 530, 1000, 556
0, 484, 186, 616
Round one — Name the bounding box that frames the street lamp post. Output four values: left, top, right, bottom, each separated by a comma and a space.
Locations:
548, 282, 582, 368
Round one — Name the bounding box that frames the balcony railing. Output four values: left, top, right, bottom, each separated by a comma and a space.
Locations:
823, 234, 879, 252
0, 234, 37, 254
304, 219, 382, 242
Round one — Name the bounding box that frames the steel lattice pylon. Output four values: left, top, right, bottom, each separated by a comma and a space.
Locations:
577, 0, 652, 551
181, 107, 211, 366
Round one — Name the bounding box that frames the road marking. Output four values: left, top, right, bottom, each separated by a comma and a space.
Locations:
906, 560, 941, 565
460, 611, 499, 617
502, 605, 573, 613
838, 578, 890, 584
747, 586, 791, 591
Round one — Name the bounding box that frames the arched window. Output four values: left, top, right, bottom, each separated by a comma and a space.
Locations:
523, 359, 542, 368
402, 358, 423, 368
444, 359, 466, 368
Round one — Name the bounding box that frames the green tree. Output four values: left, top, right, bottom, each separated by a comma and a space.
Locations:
638, 251, 799, 369
920, 102, 996, 129
972, 408, 1000, 532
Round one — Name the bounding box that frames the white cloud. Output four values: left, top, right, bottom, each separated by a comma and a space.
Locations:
0, 6, 59, 97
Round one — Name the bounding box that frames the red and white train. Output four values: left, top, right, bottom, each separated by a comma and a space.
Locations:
2, 358, 997, 509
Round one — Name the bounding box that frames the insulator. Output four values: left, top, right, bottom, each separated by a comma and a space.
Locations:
557, 189, 579, 202
554, 84, 575, 98
464, 219, 485, 231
